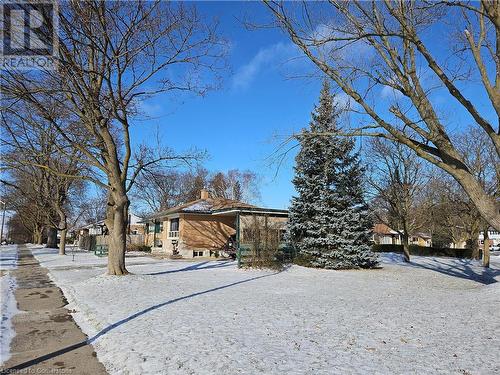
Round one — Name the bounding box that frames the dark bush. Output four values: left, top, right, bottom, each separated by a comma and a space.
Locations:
127, 244, 152, 253
293, 253, 316, 267
372, 244, 473, 258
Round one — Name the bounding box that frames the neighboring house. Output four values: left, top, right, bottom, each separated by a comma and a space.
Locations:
141, 190, 288, 258
372, 223, 401, 245
372, 224, 434, 247
78, 220, 108, 236
410, 232, 432, 247
479, 229, 500, 247
448, 240, 468, 249
76, 212, 145, 237
127, 213, 146, 235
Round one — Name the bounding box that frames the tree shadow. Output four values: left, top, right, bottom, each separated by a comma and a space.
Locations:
145, 260, 235, 275
402, 257, 500, 285
1, 271, 277, 373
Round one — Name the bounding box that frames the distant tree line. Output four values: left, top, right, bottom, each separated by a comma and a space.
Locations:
1, 1, 226, 275
264, 1, 500, 237
131, 167, 261, 215
288, 80, 498, 269
366, 126, 497, 265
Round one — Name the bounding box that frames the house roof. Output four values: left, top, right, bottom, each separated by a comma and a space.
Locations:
76, 212, 144, 231
79, 220, 106, 230
142, 197, 262, 221
412, 232, 432, 239
373, 223, 399, 235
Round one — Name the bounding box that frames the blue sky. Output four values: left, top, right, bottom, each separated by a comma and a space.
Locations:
130, 2, 323, 209
128, 2, 494, 210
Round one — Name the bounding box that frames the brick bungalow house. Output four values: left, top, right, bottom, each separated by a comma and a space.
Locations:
372, 223, 402, 245
372, 223, 433, 247
142, 190, 288, 258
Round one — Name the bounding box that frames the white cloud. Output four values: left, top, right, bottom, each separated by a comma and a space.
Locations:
310, 23, 373, 61
380, 85, 404, 100
232, 42, 298, 90
334, 92, 352, 109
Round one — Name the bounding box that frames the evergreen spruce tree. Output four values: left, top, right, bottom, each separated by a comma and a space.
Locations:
288, 80, 378, 269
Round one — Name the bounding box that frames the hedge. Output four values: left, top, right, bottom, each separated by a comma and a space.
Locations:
372, 244, 473, 259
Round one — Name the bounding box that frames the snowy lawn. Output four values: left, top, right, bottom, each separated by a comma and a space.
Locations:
32, 247, 500, 375
0, 245, 19, 365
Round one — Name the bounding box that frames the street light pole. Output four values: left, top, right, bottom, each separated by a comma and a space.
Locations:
0, 200, 6, 244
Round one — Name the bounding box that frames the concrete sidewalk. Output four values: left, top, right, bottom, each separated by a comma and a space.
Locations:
0, 246, 107, 375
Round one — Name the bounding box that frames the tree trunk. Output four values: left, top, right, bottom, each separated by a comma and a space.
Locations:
59, 229, 67, 255
402, 232, 411, 262
58, 211, 67, 255
452, 170, 500, 232
33, 226, 41, 244
483, 230, 490, 268
46, 227, 58, 248
38, 225, 44, 244
469, 238, 480, 260
34, 224, 44, 245
399, 220, 411, 262
106, 192, 129, 275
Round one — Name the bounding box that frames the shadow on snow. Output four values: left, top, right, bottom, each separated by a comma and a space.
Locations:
1, 270, 278, 373
145, 260, 235, 276
388, 255, 500, 285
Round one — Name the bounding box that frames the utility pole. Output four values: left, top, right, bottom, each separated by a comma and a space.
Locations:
0, 200, 6, 244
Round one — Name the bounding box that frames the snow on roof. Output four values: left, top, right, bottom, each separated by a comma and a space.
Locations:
181, 201, 213, 212
143, 197, 265, 221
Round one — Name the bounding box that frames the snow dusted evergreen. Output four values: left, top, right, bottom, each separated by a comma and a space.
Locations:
288, 80, 378, 269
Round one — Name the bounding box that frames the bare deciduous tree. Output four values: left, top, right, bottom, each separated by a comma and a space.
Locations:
208, 169, 261, 202
1, 1, 226, 274
263, 0, 500, 231
131, 167, 261, 215
367, 138, 425, 262
1, 97, 90, 255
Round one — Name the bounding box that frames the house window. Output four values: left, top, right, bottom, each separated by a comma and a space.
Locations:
193, 250, 204, 257
168, 218, 179, 238
170, 218, 179, 232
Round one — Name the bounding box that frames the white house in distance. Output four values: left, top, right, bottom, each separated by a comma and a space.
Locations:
372, 223, 401, 245
372, 224, 433, 247
77, 212, 145, 236
479, 229, 500, 248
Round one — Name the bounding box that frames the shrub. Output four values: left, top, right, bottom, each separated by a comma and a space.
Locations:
239, 244, 285, 270
239, 215, 288, 270
293, 252, 316, 267
127, 244, 152, 253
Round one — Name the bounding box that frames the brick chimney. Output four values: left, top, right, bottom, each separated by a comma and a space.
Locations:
200, 189, 209, 199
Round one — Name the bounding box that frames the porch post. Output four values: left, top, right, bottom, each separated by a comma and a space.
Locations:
153, 219, 157, 248
236, 212, 241, 268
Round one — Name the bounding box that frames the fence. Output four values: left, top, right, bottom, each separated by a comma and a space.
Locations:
237, 243, 295, 268
237, 242, 475, 266
78, 234, 146, 251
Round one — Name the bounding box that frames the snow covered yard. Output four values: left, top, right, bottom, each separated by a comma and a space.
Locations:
0, 245, 19, 365
31, 247, 500, 375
